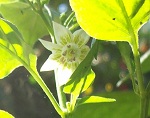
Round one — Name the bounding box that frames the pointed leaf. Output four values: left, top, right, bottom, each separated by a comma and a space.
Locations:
0, 0, 17, 4
0, 42, 22, 79
70, 91, 139, 118
0, 19, 23, 79
0, 14, 50, 103
64, 68, 95, 95
63, 40, 99, 95
70, 96, 115, 118
29, 0, 50, 6
0, 1, 48, 46
77, 96, 115, 106
117, 42, 134, 76
70, 0, 150, 42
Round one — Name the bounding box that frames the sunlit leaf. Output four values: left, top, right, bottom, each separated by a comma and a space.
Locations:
70, 96, 115, 118
0, 42, 22, 79
70, 0, 150, 42
117, 42, 134, 78
0, 5, 52, 107
29, 0, 50, 5
0, 1, 48, 46
63, 40, 99, 95
64, 68, 95, 95
77, 96, 116, 106
0, 110, 14, 118
0, 19, 23, 79
0, 0, 17, 4
0, 18, 40, 83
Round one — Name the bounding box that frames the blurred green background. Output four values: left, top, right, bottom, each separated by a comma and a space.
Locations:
0, 0, 150, 118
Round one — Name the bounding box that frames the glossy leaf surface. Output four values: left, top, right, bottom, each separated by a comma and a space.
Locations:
0, 1, 48, 46
70, 96, 115, 118
0, 19, 23, 79
77, 96, 115, 106
70, 0, 150, 42
0, 19, 38, 80
0, 110, 14, 118
29, 0, 50, 5
63, 40, 99, 95
0, 0, 17, 4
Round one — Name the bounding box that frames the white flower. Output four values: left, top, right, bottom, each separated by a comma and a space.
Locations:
39, 22, 90, 86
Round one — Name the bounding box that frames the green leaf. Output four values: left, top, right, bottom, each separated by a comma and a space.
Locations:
70, 96, 115, 118
0, 19, 23, 79
0, 12, 56, 113
0, 1, 48, 46
63, 40, 99, 95
0, 19, 50, 105
0, 18, 40, 80
141, 49, 150, 74
0, 42, 22, 79
64, 68, 95, 95
77, 96, 116, 106
117, 42, 141, 94
29, 0, 50, 5
117, 42, 134, 77
0, 110, 14, 118
0, 0, 17, 4
70, 0, 150, 42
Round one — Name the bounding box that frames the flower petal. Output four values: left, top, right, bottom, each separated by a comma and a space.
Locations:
73, 29, 90, 47
53, 21, 73, 45
39, 39, 62, 51
57, 66, 73, 86
40, 56, 59, 71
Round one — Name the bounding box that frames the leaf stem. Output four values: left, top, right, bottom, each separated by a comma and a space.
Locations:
37, 8, 55, 43
0, 27, 17, 55
140, 94, 149, 118
54, 70, 67, 109
0, 43, 64, 116
26, 0, 56, 43
118, 0, 148, 118
133, 44, 149, 118
64, 12, 75, 27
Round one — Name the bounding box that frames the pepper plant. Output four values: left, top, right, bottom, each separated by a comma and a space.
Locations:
0, 0, 150, 118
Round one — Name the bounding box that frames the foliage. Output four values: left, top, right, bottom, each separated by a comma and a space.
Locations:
0, 110, 14, 118
0, 0, 150, 118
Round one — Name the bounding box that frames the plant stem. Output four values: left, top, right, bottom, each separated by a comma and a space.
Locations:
70, 94, 78, 112
131, 30, 148, 118
140, 95, 149, 118
64, 12, 75, 27
0, 44, 64, 116
37, 8, 55, 43
118, 0, 149, 117
132, 43, 145, 89
25, 65, 64, 117
54, 69, 67, 110
26, 0, 56, 43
